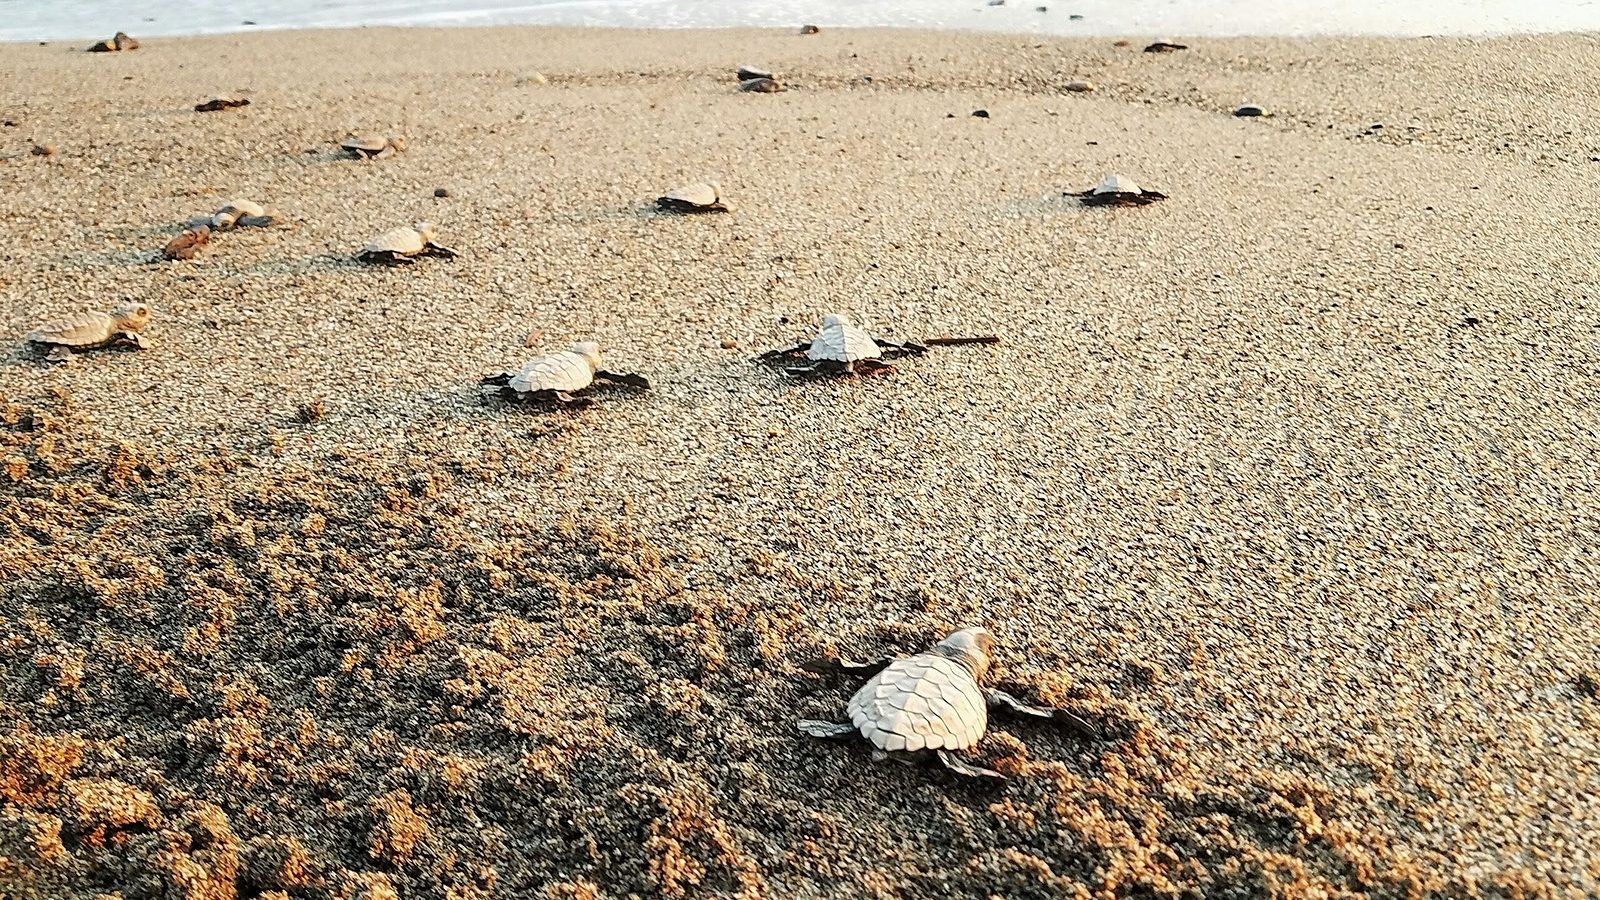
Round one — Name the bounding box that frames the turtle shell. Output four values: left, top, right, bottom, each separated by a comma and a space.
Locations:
26, 303, 151, 347
1092, 173, 1142, 195
847, 653, 988, 752
362, 225, 428, 257
212, 199, 266, 229
342, 133, 389, 153
508, 346, 598, 394
658, 183, 726, 211
806, 314, 881, 363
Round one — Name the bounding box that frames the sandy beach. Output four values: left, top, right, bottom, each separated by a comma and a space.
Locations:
1, 24, 1598, 897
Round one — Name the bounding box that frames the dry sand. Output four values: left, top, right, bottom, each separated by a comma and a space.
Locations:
1, 25, 1599, 898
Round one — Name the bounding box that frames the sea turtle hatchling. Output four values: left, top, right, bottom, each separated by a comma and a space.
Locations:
356, 222, 457, 265
480, 341, 650, 408
207, 199, 277, 230
656, 182, 729, 213
798, 627, 1100, 779
759, 313, 998, 376
24, 302, 153, 363
1069, 173, 1167, 207
87, 32, 139, 52
341, 133, 406, 159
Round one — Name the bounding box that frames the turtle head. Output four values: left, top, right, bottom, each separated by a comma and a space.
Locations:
110, 302, 153, 332
389, 136, 407, 152
412, 221, 437, 241
569, 341, 602, 368
820, 313, 851, 329
935, 627, 996, 679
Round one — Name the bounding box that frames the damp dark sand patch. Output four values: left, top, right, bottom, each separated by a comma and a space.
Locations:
0, 395, 1554, 897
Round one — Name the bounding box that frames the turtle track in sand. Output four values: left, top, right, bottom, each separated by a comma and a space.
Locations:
0, 393, 1554, 898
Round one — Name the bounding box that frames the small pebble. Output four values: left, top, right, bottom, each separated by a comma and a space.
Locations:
1065, 80, 1095, 93
30, 144, 55, 157
800, 24, 820, 34
1112, 39, 1131, 47
987, 0, 1004, 6
971, 109, 990, 118
1234, 103, 1267, 117
434, 188, 450, 198
1035, 5, 1047, 11
1069, 12, 1083, 19
720, 339, 739, 350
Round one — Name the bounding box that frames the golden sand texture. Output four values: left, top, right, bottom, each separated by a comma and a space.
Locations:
1, 25, 1598, 896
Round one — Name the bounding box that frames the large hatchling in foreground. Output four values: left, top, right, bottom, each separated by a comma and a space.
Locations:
481, 340, 650, 408
357, 223, 457, 265
761, 313, 996, 376
799, 627, 1099, 779
25, 302, 153, 363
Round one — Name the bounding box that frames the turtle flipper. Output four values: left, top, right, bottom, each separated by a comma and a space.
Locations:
593, 370, 651, 390
44, 346, 73, 364
986, 688, 1100, 740
937, 750, 1005, 780
480, 372, 513, 387
796, 720, 857, 740
922, 335, 1001, 348
853, 359, 895, 376
423, 243, 458, 259
875, 339, 928, 359
759, 342, 813, 363
801, 655, 894, 678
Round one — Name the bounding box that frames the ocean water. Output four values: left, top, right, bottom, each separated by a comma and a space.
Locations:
0, 0, 1595, 41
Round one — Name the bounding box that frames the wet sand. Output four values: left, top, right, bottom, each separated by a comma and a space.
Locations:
1, 25, 1598, 897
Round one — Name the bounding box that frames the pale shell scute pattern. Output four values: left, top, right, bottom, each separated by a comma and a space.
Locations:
806, 318, 881, 363
26, 311, 117, 347
343, 133, 388, 152
847, 654, 987, 752
1093, 173, 1142, 195
664, 183, 720, 207
363, 226, 427, 257
509, 349, 597, 393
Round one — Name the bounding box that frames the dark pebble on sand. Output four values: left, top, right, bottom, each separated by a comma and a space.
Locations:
972, 109, 990, 117
434, 188, 450, 198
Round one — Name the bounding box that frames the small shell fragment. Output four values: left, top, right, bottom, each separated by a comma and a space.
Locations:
1064, 79, 1095, 93
164, 226, 210, 260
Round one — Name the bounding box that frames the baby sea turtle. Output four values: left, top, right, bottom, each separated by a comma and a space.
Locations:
195, 96, 250, 112
740, 77, 785, 93
1070, 173, 1167, 207
163, 226, 210, 260
88, 32, 139, 52
481, 341, 650, 408
1143, 40, 1187, 53
798, 627, 1099, 779
207, 199, 276, 230
657, 182, 729, 214
342, 133, 406, 159
25, 302, 153, 363
737, 65, 774, 81
800, 24, 821, 34
357, 222, 456, 265
760, 313, 997, 377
